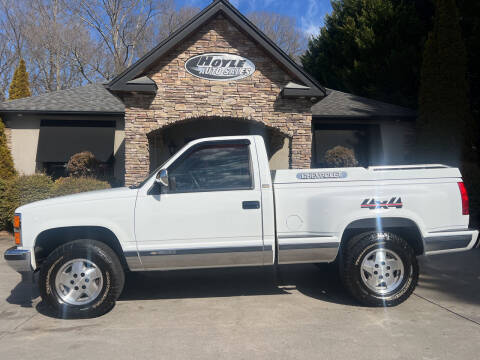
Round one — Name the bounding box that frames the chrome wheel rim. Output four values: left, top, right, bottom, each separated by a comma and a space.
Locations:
360, 248, 405, 295
54, 258, 103, 305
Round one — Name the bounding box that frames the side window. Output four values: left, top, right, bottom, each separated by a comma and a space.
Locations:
167, 143, 253, 193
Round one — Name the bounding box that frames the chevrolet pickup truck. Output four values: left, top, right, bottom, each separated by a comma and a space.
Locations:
4, 135, 479, 318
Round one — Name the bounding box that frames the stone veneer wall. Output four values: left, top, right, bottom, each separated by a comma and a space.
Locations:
122, 14, 312, 186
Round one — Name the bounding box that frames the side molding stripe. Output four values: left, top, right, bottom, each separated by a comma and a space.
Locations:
424, 235, 471, 252
279, 242, 338, 250
136, 246, 264, 257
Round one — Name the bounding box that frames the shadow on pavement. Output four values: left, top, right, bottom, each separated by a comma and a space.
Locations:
118, 263, 357, 306
417, 248, 480, 306
7, 249, 479, 319
6, 272, 39, 308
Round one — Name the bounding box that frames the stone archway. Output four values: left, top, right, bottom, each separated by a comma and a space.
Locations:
147, 116, 290, 172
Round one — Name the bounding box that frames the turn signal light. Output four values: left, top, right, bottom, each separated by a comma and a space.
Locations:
13, 214, 20, 229
13, 214, 21, 245
14, 232, 21, 245
458, 182, 469, 215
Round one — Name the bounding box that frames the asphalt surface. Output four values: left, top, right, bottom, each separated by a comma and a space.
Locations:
1, 236, 479, 359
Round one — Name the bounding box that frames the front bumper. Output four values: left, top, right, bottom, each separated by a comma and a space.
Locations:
4, 246, 32, 273
424, 229, 479, 255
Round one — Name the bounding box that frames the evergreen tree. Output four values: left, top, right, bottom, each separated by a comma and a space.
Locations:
9, 59, 31, 100
0, 118, 16, 180
301, 0, 430, 108
417, 0, 472, 164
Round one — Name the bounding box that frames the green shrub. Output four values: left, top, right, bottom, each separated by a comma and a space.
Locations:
0, 178, 12, 230
461, 163, 480, 227
0, 118, 16, 180
66, 151, 99, 178
53, 177, 110, 197
324, 146, 359, 168
1, 174, 54, 229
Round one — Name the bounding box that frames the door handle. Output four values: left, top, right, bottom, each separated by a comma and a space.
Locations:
242, 201, 260, 209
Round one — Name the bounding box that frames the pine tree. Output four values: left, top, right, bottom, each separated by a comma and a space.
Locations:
9, 59, 31, 100
301, 0, 430, 108
0, 118, 16, 180
417, 0, 473, 165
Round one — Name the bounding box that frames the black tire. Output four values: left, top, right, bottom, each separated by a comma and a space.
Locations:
39, 239, 125, 318
340, 231, 418, 307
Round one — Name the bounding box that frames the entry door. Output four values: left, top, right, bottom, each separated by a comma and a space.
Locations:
134, 140, 264, 270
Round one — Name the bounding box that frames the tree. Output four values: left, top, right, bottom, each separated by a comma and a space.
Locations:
301, 0, 430, 108
8, 58, 30, 99
457, 0, 480, 164
67, 0, 166, 76
0, 118, 16, 180
22, 0, 103, 93
248, 11, 307, 58
417, 0, 472, 165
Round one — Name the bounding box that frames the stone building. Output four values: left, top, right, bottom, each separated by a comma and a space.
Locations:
0, 0, 416, 186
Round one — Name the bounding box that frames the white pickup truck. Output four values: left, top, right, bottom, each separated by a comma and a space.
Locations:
4, 136, 479, 318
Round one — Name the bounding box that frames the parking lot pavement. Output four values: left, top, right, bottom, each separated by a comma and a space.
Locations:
1, 236, 479, 360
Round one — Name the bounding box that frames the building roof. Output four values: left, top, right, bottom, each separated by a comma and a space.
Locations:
312, 88, 417, 118
0, 83, 125, 115
106, 0, 325, 98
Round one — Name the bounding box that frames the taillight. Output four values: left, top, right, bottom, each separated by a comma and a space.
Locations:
13, 213, 21, 245
458, 182, 469, 215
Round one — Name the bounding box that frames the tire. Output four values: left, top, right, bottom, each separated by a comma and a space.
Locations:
340, 231, 418, 307
39, 239, 125, 318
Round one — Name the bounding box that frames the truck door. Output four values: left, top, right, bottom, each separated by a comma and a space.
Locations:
134, 139, 264, 270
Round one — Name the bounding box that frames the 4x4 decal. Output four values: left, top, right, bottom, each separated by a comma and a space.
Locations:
361, 197, 403, 209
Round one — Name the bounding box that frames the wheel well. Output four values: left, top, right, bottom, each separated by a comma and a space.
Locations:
34, 226, 129, 270
340, 218, 424, 256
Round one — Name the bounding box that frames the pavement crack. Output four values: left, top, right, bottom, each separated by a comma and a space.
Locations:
414, 293, 480, 327
0, 312, 38, 342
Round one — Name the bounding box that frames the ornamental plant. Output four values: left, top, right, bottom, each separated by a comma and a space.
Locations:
324, 146, 359, 168
66, 151, 99, 178
0, 118, 16, 180
9, 59, 31, 100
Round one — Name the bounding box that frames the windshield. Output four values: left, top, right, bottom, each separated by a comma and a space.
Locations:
128, 142, 192, 189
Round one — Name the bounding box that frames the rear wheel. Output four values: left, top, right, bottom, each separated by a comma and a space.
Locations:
39, 239, 125, 318
341, 231, 418, 307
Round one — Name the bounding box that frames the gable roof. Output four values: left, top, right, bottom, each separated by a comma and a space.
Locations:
0, 84, 125, 115
312, 89, 417, 118
106, 0, 325, 98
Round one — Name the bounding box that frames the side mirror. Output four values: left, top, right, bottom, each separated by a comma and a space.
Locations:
155, 169, 169, 187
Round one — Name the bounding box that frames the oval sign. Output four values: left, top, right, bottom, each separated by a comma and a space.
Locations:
185, 53, 255, 81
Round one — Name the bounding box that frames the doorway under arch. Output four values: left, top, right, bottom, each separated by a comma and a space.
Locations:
147, 116, 290, 172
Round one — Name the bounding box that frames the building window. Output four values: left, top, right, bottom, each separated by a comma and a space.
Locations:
313, 123, 382, 168
42, 162, 68, 179
167, 143, 252, 193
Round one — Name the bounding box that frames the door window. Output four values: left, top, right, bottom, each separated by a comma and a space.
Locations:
167, 143, 253, 193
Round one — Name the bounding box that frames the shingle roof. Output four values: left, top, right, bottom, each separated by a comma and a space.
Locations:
312, 88, 416, 118
0, 83, 124, 114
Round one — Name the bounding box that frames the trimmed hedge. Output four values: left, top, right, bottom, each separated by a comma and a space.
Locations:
324, 146, 359, 167
0, 175, 111, 231
67, 151, 99, 177
0, 178, 11, 230
0, 174, 54, 231
54, 177, 110, 197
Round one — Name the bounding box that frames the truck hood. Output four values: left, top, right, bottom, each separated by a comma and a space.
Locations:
16, 187, 137, 212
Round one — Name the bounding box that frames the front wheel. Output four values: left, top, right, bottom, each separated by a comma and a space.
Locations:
341, 232, 418, 307
39, 239, 125, 318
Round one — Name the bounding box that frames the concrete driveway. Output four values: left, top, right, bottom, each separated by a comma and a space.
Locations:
1, 236, 479, 360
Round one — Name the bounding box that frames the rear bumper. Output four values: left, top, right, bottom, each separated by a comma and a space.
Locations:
424, 230, 479, 255
3, 246, 32, 273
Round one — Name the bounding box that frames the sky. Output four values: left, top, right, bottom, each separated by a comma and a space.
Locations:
176, 0, 333, 37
